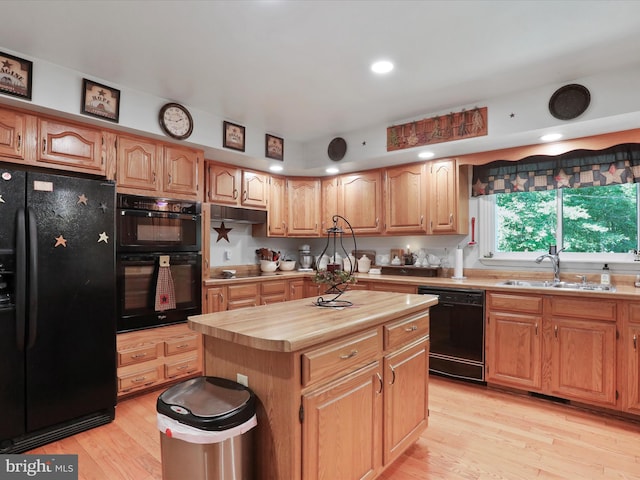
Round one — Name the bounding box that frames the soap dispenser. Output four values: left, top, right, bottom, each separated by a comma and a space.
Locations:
601, 264, 610, 285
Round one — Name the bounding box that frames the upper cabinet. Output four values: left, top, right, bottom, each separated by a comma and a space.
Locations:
321, 177, 339, 233
266, 175, 287, 237
38, 118, 106, 174
116, 135, 200, 200
287, 178, 321, 237
0, 107, 28, 161
206, 163, 267, 209
384, 163, 427, 234
426, 158, 469, 235
338, 171, 384, 234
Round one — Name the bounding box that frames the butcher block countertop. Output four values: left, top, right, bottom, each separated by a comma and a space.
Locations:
188, 290, 437, 353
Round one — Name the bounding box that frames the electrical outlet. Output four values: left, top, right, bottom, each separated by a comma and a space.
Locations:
237, 373, 248, 387
225, 250, 232, 260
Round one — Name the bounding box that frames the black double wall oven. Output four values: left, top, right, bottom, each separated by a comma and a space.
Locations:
116, 194, 202, 332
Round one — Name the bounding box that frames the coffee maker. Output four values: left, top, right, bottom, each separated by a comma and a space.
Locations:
298, 244, 314, 271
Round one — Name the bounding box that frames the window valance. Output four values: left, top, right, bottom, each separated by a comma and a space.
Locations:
471, 143, 640, 196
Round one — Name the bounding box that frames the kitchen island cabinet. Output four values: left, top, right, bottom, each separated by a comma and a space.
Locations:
188, 290, 436, 480
623, 302, 640, 414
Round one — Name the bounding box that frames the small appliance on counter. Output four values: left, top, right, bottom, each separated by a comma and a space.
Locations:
298, 244, 313, 271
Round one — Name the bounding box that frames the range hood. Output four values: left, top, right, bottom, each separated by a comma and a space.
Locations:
210, 205, 267, 224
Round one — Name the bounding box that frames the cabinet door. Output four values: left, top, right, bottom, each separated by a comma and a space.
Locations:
261, 280, 287, 305
486, 311, 542, 389
383, 339, 429, 466
289, 278, 306, 300
321, 177, 339, 232
242, 170, 268, 208
116, 136, 160, 192
162, 145, 199, 197
207, 163, 241, 205
227, 283, 259, 310
38, 118, 105, 173
267, 175, 287, 236
427, 159, 468, 235
0, 107, 26, 160
549, 318, 617, 406
339, 171, 383, 234
304, 278, 322, 299
288, 178, 321, 236
384, 163, 427, 234
302, 361, 382, 480
625, 325, 640, 414
205, 286, 227, 313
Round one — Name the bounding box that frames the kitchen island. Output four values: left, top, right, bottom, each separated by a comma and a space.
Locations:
189, 289, 437, 480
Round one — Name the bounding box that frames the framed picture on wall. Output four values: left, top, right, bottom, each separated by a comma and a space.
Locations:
223, 121, 246, 152
265, 134, 284, 161
81, 79, 120, 122
0, 50, 33, 100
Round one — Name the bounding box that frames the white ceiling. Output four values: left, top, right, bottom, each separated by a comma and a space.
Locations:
3, 0, 640, 172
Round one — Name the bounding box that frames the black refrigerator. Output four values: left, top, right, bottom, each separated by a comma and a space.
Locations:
0, 166, 117, 453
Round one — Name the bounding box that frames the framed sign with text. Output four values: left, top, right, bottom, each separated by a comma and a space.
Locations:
0, 51, 33, 100
81, 78, 120, 122
265, 134, 284, 160
223, 121, 246, 152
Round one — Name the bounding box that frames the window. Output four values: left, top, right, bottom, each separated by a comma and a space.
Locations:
495, 183, 638, 253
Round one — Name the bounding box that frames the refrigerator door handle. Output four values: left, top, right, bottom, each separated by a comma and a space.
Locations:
26, 207, 38, 349
16, 207, 27, 351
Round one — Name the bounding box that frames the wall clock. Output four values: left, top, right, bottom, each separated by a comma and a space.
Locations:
159, 102, 193, 140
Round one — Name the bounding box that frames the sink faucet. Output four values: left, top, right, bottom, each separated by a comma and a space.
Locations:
535, 246, 565, 283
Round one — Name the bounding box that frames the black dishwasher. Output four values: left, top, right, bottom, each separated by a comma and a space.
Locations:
418, 286, 485, 383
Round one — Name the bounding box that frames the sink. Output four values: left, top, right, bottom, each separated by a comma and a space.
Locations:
497, 279, 616, 292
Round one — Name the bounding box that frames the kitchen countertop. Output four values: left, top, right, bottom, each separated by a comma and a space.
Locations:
188, 289, 437, 352
203, 268, 640, 300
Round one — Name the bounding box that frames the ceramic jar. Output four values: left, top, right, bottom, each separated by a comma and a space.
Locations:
357, 254, 371, 273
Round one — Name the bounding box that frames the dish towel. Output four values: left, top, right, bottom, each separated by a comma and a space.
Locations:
155, 255, 176, 311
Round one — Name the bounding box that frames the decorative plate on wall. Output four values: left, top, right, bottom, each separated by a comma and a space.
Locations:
328, 137, 347, 161
548, 84, 591, 120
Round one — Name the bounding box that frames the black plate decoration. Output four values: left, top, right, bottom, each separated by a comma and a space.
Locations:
549, 84, 591, 120
328, 137, 347, 161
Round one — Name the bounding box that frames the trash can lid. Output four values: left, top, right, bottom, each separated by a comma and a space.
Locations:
157, 376, 256, 431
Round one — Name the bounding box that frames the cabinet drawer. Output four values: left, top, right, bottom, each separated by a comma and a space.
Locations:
118, 366, 160, 392
629, 303, 640, 324
488, 292, 542, 314
117, 342, 159, 367
302, 328, 381, 386
165, 356, 199, 379
165, 334, 199, 356
384, 312, 429, 350
261, 280, 287, 295
550, 297, 616, 321
228, 283, 259, 300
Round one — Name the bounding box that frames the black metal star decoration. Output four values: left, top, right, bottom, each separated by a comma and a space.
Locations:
214, 222, 232, 243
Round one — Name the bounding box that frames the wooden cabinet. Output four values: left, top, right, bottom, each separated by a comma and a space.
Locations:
370, 282, 417, 294
486, 292, 543, 390
289, 278, 306, 300
116, 135, 200, 199
0, 106, 28, 160
261, 279, 288, 305
384, 163, 427, 234
227, 283, 260, 310
204, 285, 227, 313
38, 118, 105, 174
162, 145, 199, 197
427, 159, 469, 235
321, 177, 339, 233
116, 323, 202, 399
116, 135, 161, 192
206, 162, 267, 209
267, 175, 287, 236
547, 296, 617, 406
338, 171, 383, 234
623, 303, 640, 414
288, 178, 321, 236
302, 361, 382, 480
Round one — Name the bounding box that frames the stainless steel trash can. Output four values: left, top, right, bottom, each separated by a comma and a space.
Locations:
157, 376, 257, 480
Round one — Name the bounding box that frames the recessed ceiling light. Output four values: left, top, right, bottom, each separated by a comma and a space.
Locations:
418, 151, 435, 159
326, 167, 339, 174
540, 133, 563, 142
371, 60, 394, 74
269, 165, 283, 172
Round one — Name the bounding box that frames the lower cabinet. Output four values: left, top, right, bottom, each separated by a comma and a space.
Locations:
302, 312, 429, 479
623, 303, 640, 413
116, 323, 202, 399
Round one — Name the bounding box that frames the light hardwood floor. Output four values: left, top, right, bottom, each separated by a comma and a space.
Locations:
29, 376, 640, 479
